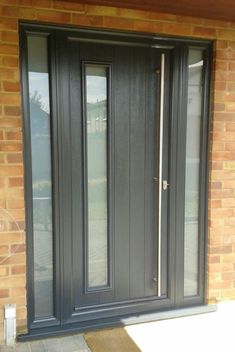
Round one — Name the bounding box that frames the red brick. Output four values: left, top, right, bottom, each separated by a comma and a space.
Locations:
10, 287, 26, 298
216, 49, 235, 60
2, 56, 19, 68
53, 0, 85, 12
3, 81, 20, 92
8, 177, 23, 187
133, 19, 163, 33
0, 68, 15, 80
11, 244, 25, 254
36, 9, 71, 23
228, 62, 235, 71
32, 0, 52, 7
214, 81, 227, 91
222, 199, 235, 207
72, 13, 103, 27
4, 106, 21, 116
5, 131, 22, 140
0, 142, 22, 152
214, 103, 226, 112
222, 272, 235, 280
0, 289, 9, 298
0, 118, 21, 128
210, 189, 235, 199
7, 199, 24, 209
0, 232, 24, 245
217, 91, 235, 102
211, 142, 225, 151
215, 71, 235, 81
226, 103, 235, 112
0, 44, 18, 55
211, 161, 223, 172
103, 16, 134, 30
2, 6, 19, 17
9, 220, 25, 232
0, 17, 18, 30
117, 8, 149, 20
149, 11, 177, 21
210, 199, 222, 208
0, 253, 25, 266
223, 180, 235, 188
1, 31, 18, 43
85, 5, 117, 16
0, 165, 23, 176
225, 142, 235, 150
19, 7, 36, 19
11, 265, 26, 275
0, 276, 25, 288
0, 245, 9, 255
211, 151, 235, 160
163, 22, 193, 36
216, 40, 228, 49
213, 112, 235, 121
211, 180, 222, 189
0, 267, 9, 276
225, 123, 235, 131
214, 61, 228, 71
210, 208, 234, 218
0, 93, 20, 105
7, 153, 23, 163
193, 26, 216, 37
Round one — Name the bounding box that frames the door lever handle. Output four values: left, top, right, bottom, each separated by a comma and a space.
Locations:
153, 177, 158, 183
162, 180, 169, 190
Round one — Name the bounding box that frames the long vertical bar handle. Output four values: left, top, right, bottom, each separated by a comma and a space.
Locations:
158, 53, 165, 297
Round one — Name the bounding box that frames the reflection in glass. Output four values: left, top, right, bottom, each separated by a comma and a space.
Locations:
85, 65, 108, 288
184, 49, 204, 296
27, 36, 54, 317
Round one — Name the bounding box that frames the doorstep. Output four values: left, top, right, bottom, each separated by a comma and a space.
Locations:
1, 305, 217, 351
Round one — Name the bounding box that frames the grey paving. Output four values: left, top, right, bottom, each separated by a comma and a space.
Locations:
0, 334, 91, 352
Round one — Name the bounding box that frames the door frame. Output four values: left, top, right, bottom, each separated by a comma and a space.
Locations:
19, 21, 212, 339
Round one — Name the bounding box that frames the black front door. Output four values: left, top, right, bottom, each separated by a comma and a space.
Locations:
22, 25, 210, 337
57, 38, 169, 324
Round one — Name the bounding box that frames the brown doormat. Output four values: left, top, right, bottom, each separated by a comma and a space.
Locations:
84, 327, 141, 352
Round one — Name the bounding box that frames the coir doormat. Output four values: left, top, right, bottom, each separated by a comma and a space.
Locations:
84, 327, 141, 352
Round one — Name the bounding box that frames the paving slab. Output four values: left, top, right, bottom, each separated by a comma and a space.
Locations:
0, 334, 90, 352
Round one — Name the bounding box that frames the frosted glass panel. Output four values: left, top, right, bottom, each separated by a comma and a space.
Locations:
27, 36, 54, 317
85, 65, 108, 288
184, 49, 204, 296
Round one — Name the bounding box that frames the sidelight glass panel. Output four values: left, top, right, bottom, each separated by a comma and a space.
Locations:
184, 49, 204, 296
85, 65, 109, 288
27, 36, 54, 317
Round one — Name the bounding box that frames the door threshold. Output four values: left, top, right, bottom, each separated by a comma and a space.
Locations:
18, 305, 217, 342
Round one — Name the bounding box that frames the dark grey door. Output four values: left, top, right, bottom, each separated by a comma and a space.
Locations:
21, 25, 209, 336
58, 39, 169, 323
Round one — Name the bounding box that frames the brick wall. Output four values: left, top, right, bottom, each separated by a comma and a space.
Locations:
0, 0, 235, 342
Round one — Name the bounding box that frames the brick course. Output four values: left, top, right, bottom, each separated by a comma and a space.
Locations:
0, 0, 235, 343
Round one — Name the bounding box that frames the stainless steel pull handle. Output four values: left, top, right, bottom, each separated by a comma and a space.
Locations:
157, 53, 165, 297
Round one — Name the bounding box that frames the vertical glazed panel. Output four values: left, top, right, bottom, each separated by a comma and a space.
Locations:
184, 49, 204, 296
27, 36, 54, 317
85, 64, 109, 289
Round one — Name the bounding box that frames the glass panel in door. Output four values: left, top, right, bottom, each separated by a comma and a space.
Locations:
85, 64, 109, 289
27, 35, 54, 318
